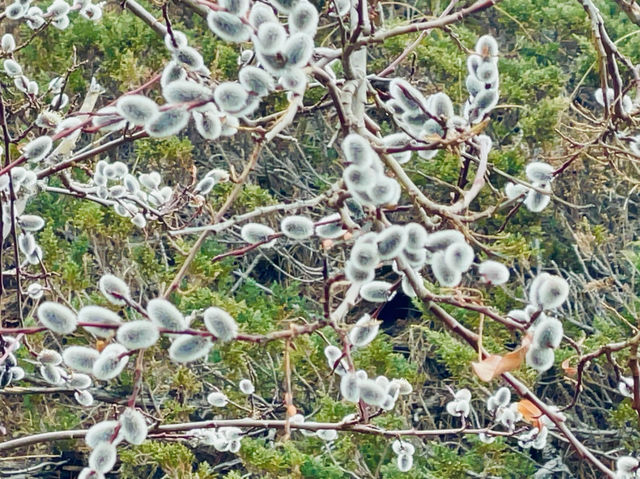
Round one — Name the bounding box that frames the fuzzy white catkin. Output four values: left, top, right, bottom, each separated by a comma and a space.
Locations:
207, 11, 250, 43
145, 108, 190, 138
161, 61, 187, 88
350, 242, 379, 270
343, 165, 376, 193
317, 429, 338, 441
280, 215, 314, 240
392, 440, 415, 456
38, 349, 62, 365
444, 242, 474, 273
493, 387, 511, 408
240, 223, 276, 246
74, 390, 94, 407
4, 59, 22, 77
616, 456, 639, 473
116, 320, 160, 350
239, 378, 255, 394
18, 214, 45, 231
477, 260, 510, 285
533, 317, 563, 349
86, 420, 122, 449
358, 379, 386, 406
368, 176, 401, 206
37, 301, 77, 334
505, 182, 529, 200
120, 407, 148, 445
475, 34, 499, 58
283, 32, 314, 68
67, 373, 92, 389
524, 184, 551, 213
220, 0, 249, 15
239, 66, 274, 97
89, 442, 117, 473
289, 1, 318, 36
131, 210, 147, 225
525, 162, 555, 183
99, 274, 130, 305
340, 372, 360, 402
397, 453, 413, 472
18, 232, 36, 256
163, 81, 210, 107
194, 176, 216, 196
204, 307, 238, 341
63, 345, 100, 374
431, 251, 462, 287
526, 346, 555, 372
472, 89, 498, 113
382, 132, 412, 164
23, 136, 52, 162
359, 281, 393, 303
404, 223, 428, 251
342, 134, 374, 168
534, 274, 569, 309
78, 468, 104, 479
173, 46, 204, 71
324, 345, 342, 365
164, 30, 188, 51
214, 82, 248, 113
348, 314, 380, 347
315, 213, 344, 239
428, 92, 454, 119
194, 110, 222, 140
424, 229, 465, 250
1, 34, 15, 53
116, 95, 158, 126
169, 335, 212, 362
79, 305, 122, 338
207, 391, 229, 407
40, 364, 63, 385
249, 2, 277, 27
92, 344, 129, 380
377, 225, 407, 260
389, 78, 427, 112
255, 22, 287, 55
147, 298, 186, 331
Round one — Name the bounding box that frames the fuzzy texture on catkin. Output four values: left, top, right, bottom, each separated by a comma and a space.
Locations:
203, 307, 239, 341
147, 298, 187, 331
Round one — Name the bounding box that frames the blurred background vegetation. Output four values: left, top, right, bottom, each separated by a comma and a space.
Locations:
3, 0, 640, 477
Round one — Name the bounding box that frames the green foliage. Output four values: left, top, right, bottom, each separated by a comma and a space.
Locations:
119, 441, 214, 478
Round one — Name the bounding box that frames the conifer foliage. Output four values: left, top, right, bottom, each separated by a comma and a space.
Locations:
0, 0, 639, 477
